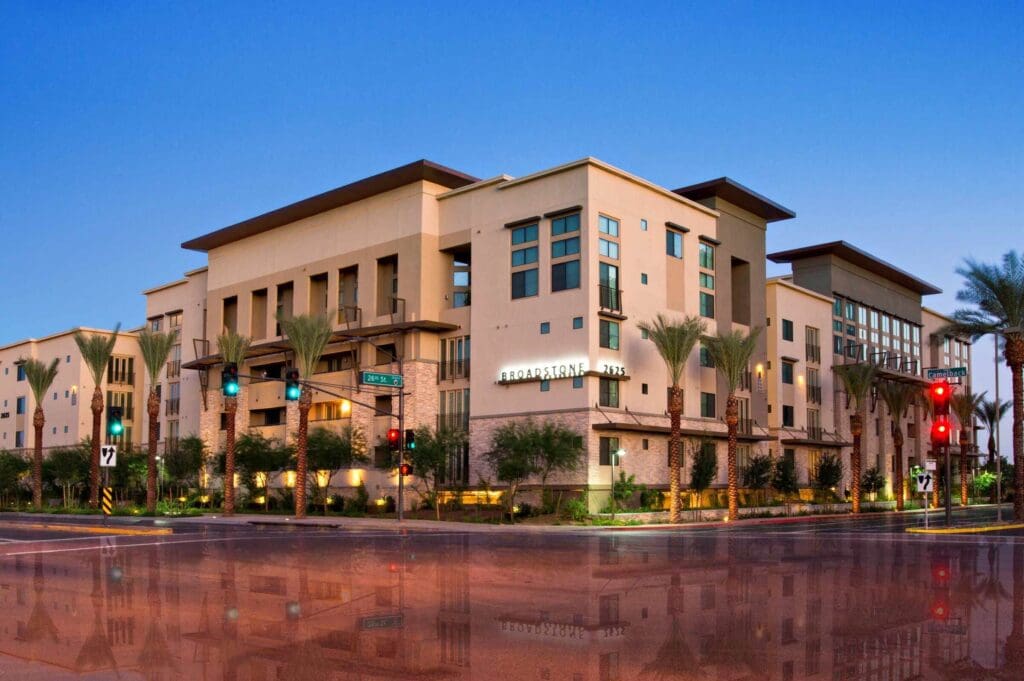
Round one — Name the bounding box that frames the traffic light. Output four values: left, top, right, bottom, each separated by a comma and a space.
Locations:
404, 429, 416, 451
386, 428, 401, 450
398, 463, 413, 476
221, 363, 239, 397
931, 417, 952, 446
107, 406, 123, 437
929, 380, 952, 447
285, 368, 301, 401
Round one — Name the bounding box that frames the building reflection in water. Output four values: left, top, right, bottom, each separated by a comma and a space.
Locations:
0, 531, 1021, 680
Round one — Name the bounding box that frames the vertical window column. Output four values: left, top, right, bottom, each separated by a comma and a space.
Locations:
510, 223, 539, 299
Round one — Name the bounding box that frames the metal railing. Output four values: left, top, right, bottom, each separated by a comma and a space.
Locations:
338, 305, 361, 327
165, 398, 180, 417
166, 360, 181, 378
108, 372, 134, 385
807, 385, 822, 404
807, 426, 823, 441
439, 359, 471, 382
738, 418, 754, 435
437, 412, 470, 433
598, 285, 623, 313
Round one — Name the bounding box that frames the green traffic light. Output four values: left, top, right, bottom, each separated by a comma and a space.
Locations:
109, 422, 123, 436
285, 385, 301, 400
224, 381, 239, 397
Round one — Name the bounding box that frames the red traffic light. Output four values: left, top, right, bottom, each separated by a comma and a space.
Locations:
387, 428, 401, 448
929, 380, 951, 417
932, 561, 951, 585
930, 599, 950, 621
931, 417, 951, 445
398, 463, 413, 476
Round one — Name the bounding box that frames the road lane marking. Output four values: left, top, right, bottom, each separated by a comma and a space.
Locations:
0, 521, 171, 536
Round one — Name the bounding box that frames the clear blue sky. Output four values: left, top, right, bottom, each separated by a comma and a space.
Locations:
1, 1, 1021, 441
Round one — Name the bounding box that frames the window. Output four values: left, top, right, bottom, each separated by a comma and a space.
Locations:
599, 378, 619, 408
700, 345, 714, 368
782, 405, 794, 427
511, 224, 538, 244
16, 397, 26, 415
598, 215, 619, 237
551, 260, 580, 291
511, 246, 538, 266
599, 437, 621, 465
698, 243, 715, 270
781, 361, 794, 384
700, 292, 715, 318
540, 322, 550, 334
552, 237, 580, 258
572, 316, 583, 329
833, 335, 844, 354
641, 383, 648, 394
666, 230, 683, 258
641, 328, 648, 340
540, 380, 550, 392
782, 319, 794, 341
511, 269, 538, 299
700, 392, 716, 418
641, 273, 648, 285
640, 218, 648, 231
572, 376, 583, 389
598, 238, 618, 259
551, 213, 579, 236
699, 272, 714, 289
846, 302, 856, 320
16, 366, 25, 381
600, 320, 620, 350
15, 431, 24, 448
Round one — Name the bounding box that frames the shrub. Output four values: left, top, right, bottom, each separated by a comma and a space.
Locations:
563, 493, 589, 522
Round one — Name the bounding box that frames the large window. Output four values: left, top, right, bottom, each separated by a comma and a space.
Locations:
16, 365, 25, 381
700, 392, 716, 418
599, 378, 619, 408
700, 344, 714, 368
666, 230, 683, 258
599, 437, 621, 466
551, 260, 580, 291
511, 269, 538, 299
599, 215, 619, 237
600, 320, 620, 350
782, 405, 795, 427
551, 213, 579, 236
16, 396, 26, 415
512, 223, 539, 299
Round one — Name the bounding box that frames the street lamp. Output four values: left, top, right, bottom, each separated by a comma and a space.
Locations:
611, 448, 626, 521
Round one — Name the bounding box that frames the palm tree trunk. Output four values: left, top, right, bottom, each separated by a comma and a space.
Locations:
726, 393, 739, 521
668, 385, 682, 523
224, 396, 237, 516
294, 390, 310, 519
146, 389, 159, 514
1008, 341, 1024, 521
894, 427, 905, 512
89, 387, 102, 509
959, 433, 970, 506
850, 413, 863, 514
32, 406, 44, 508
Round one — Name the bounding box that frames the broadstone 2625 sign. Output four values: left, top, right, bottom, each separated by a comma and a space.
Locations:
498, 360, 626, 384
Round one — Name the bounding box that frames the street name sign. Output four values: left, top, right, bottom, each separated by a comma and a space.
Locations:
915, 473, 934, 493
360, 614, 404, 630
100, 445, 118, 468
926, 367, 967, 379
360, 371, 403, 388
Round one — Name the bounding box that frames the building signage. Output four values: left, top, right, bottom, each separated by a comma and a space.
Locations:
498, 618, 626, 642
498, 359, 626, 384
926, 367, 967, 379
360, 614, 404, 630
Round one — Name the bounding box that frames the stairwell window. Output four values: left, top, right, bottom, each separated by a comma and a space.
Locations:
599, 378, 619, 408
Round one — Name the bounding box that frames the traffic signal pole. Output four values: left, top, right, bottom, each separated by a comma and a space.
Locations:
397, 355, 404, 523
944, 440, 953, 527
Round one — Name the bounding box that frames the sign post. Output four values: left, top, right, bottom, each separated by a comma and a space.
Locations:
916, 471, 934, 529
100, 445, 117, 524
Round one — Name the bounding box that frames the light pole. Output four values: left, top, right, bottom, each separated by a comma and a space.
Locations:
611, 448, 625, 521
995, 332, 1002, 522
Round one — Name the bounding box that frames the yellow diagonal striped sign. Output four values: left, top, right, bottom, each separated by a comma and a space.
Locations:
102, 487, 113, 516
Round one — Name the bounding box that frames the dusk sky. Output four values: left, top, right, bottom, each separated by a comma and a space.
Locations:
2, 2, 1021, 443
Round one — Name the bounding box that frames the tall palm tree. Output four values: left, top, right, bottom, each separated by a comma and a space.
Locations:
217, 330, 252, 516
834, 362, 878, 514
638, 314, 706, 523
876, 380, 917, 511
138, 329, 178, 513
73, 326, 119, 508
703, 327, 762, 521
942, 251, 1024, 520
22, 358, 60, 508
976, 398, 1011, 464
279, 314, 333, 519
951, 391, 986, 507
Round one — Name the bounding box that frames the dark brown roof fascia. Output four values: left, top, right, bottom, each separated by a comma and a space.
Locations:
665, 221, 690, 233
673, 176, 796, 222
698, 234, 722, 246
768, 241, 942, 296
543, 205, 583, 219
503, 216, 542, 229
182, 160, 479, 252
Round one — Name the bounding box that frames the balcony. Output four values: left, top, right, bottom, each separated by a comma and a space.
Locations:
165, 398, 180, 417
598, 286, 623, 315
806, 344, 821, 363
108, 372, 134, 386
338, 305, 362, 327
439, 359, 470, 382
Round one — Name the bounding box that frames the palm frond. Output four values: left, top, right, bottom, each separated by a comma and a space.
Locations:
951, 391, 986, 427
833, 363, 877, 410
217, 330, 252, 367
876, 380, 917, 418
975, 398, 1010, 430
939, 251, 1024, 341
637, 314, 705, 385
73, 325, 120, 386
703, 327, 762, 392
21, 358, 60, 403
138, 329, 178, 385
279, 313, 333, 379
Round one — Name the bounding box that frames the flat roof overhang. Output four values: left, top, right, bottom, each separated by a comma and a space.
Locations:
768, 241, 942, 296
592, 422, 773, 443
673, 176, 796, 222
182, 160, 479, 252
779, 437, 852, 448
182, 319, 459, 370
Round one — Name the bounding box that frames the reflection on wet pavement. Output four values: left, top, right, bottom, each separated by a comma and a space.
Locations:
1, 529, 1022, 680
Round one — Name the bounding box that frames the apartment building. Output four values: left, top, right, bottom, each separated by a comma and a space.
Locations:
0, 328, 143, 452
767, 242, 974, 496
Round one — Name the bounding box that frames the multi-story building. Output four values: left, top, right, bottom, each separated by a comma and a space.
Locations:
0, 327, 144, 453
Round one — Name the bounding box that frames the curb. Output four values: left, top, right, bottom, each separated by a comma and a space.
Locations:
906, 523, 1024, 535
0, 520, 172, 536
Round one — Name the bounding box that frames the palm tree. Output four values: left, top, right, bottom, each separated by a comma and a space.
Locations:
138, 329, 178, 513
217, 330, 251, 516
876, 380, 917, 511
942, 251, 1024, 520
73, 326, 119, 508
22, 358, 60, 508
976, 398, 1011, 464
638, 314, 706, 523
278, 314, 333, 519
703, 327, 762, 521
951, 391, 986, 507
834, 362, 878, 514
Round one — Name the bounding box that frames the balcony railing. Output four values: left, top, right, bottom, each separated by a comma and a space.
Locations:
738, 418, 754, 435
439, 359, 470, 382
108, 372, 134, 385
165, 398, 180, 417
806, 344, 821, 363
598, 286, 623, 314
807, 426, 823, 440
338, 305, 361, 327
807, 385, 822, 404
166, 360, 181, 379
